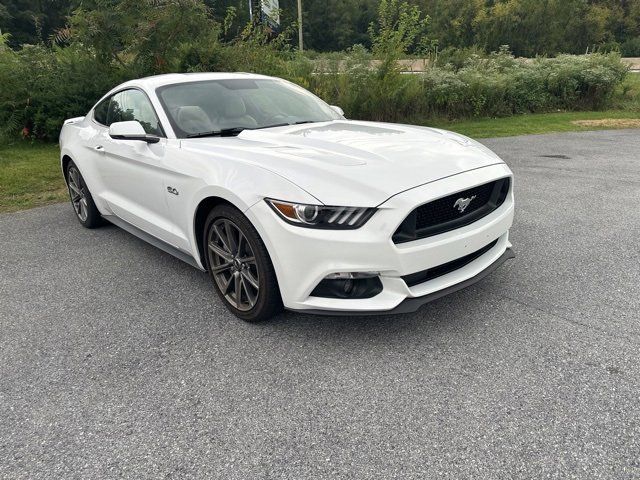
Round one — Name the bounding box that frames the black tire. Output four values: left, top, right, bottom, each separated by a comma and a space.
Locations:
65, 160, 104, 229
203, 204, 283, 322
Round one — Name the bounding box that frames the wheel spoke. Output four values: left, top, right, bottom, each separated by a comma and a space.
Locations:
241, 269, 259, 290
208, 241, 233, 261
71, 169, 81, 189
233, 271, 241, 304
79, 199, 87, 220
225, 220, 238, 255
240, 277, 257, 308
68, 167, 88, 221
236, 231, 246, 258
208, 217, 260, 312
211, 261, 233, 273
212, 224, 232, 254
68, 182, 81, 195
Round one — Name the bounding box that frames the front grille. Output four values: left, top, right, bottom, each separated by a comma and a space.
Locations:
402, 239, 499, 287
393, 177, 510, 244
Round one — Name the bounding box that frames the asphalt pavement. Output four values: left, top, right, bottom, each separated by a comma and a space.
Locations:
1, 129, 639, 479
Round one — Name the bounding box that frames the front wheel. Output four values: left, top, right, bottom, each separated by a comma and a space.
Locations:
204, 205, 283, 322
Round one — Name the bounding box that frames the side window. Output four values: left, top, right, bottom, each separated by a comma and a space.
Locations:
93, 96, 111, 125
107, 89, 163, 136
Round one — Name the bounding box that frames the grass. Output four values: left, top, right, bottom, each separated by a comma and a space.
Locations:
430, 72, 640, 137
1, 75, 638, 213
0, 142, 66, 213
430, 109, 640, 138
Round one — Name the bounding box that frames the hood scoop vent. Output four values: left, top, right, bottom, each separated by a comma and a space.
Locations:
292, 122, 401, 137
239, 128, 372, 166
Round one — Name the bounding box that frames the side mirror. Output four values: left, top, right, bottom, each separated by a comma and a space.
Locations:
330, 105, 345, 117
109, 121, 160, 143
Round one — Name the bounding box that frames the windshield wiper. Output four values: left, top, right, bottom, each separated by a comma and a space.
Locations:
255, 120, 320, 130
187, 121, 321, 138
186, 127, 246, 138
252, 120, 316, 130
255, 123, 291, 130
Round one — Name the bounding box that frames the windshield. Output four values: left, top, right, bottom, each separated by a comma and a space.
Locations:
156, 78, 342, 138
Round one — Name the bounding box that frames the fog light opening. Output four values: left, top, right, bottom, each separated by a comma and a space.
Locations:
310, 272, 383, 299
343, 279, 354, 295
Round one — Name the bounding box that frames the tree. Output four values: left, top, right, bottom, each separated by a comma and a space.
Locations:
370, 0, 430, 56
69, 0, 222, 74
0, 0, 77, 47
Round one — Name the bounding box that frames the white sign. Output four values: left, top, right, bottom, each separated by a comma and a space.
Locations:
261, 0, 280, 29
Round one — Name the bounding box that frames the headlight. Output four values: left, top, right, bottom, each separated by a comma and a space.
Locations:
266, 199, 376, 229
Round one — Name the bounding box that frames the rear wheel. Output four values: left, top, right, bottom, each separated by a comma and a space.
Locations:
204, 205, 282, 322
65, 161, 103, 228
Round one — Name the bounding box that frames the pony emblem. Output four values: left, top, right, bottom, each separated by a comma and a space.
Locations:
453, 195, 477, 213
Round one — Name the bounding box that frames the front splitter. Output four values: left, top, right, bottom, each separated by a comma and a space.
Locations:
291, 248, 515, 316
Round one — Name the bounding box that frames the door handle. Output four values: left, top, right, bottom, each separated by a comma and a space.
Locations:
94, 145, 104, 152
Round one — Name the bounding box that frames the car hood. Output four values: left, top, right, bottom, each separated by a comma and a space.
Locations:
184, 120, 504, 206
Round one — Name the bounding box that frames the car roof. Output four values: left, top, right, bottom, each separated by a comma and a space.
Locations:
118, 72, 277, 91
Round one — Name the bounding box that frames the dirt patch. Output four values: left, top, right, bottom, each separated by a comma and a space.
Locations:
571, 118, 640, 128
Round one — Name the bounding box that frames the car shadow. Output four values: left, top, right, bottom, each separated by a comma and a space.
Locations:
256, 288, 494, 343
96, 216, 501, 345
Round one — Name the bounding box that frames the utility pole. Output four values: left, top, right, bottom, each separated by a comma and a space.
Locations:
249, 0, 253, 22
297, 0, 303, 52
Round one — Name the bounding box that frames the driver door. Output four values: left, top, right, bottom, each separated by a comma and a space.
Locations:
96, 89, 180, 246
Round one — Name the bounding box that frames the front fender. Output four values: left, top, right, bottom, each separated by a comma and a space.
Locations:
179, 166, 319, 270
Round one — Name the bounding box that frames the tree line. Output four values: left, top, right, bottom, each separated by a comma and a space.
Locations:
0, 0, 629, 141
2, 0, 640, 56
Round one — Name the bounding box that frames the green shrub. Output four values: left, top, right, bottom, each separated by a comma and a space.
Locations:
621, 37, 640, 57
0, 34, 27, 138
0, 36, 126, 140
0, 0, 630, 141
313, 48, 628, 122
435, 46, 486, 71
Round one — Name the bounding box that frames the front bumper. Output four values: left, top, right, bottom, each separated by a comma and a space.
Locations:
300, 247, 515, 315
246, 163, 515, 314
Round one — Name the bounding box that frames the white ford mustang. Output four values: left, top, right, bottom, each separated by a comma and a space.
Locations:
59, 72, 515, 322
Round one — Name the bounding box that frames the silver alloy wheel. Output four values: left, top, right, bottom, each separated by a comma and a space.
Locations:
67, 166, 88, 222
208, 218, 260, 311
